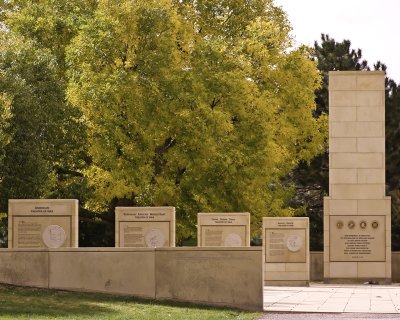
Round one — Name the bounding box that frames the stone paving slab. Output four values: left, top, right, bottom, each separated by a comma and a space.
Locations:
259, 313, 400, 319
264, 283, 400, 314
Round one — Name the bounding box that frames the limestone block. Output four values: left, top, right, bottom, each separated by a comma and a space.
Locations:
386, 215, 391, 229
329, 75, 357, 91
324, 247, 330, 262
310, 252, 324, 281
329, 138, 357, 152
331, 153, 383, 169
323, 197, 331, 215
329, 200, 357, 215
358, 262, 386, 278
329, 169, 357, 184
285, 263, 308, 272
264, 280, 308, 286
357, 138, 385, 152
329, 262, 357, 278
266, 271, 308, 281
357, 199, 386, 214
49, 249, 156, 298
357, 91, 384, 107
324, 262, 330, 276
357, 107, 384, 122
330, 107, 357, 121
385, 198, 392, 214
386, 259, 392, 279
356, 74, 385, 91
386, 231, 391, 247
264, 263, 285, 272
155, 248, 262, 311
330, 91, 357, 107
0, 250, 49, 287
331, 122, 383, 138
331, 184, 384, 199
323, 216, 329, 231
323, 231, 329, 247
357, 169, 385, 184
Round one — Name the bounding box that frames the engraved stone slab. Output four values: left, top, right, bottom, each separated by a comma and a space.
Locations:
197, 212, 250, 247
115, 207, 175, 247
264, 228, 306, 263
330, 215, 385, 262
8, 199, 79, 248
263, 217, 309, 286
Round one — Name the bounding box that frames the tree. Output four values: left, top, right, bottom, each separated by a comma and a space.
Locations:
67, 0, 326, 242
0, 1, 95, 240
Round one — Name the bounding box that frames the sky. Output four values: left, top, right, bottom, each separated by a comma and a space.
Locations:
274, 0, 400, 83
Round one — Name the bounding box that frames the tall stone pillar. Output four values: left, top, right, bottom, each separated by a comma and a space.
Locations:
324, 71, 391, 283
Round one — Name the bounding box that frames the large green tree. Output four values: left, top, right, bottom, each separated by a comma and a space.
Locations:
0, 0, 97, 245
67, 0, 326, 241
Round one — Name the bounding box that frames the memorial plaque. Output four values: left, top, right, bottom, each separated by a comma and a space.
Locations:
8, 199, 78, 248
330, 215, 385, 262
264, 228, 306, 263
197, 212, 250, 247
115, 207, 175, 247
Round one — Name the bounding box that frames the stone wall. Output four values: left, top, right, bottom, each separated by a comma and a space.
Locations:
0, 247, 262, 311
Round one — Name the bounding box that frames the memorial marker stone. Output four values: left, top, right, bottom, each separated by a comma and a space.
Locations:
263, 217, 309, 286
197, 212, 250, 247
115, 207, 175, 247
8, 199, 78, 248
324, 71, 391, 283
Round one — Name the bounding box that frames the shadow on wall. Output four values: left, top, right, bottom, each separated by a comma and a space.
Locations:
0, 216, 6, 248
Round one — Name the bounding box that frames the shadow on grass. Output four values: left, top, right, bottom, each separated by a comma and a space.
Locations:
0, 284, 254, 319
0, 285, 117, 318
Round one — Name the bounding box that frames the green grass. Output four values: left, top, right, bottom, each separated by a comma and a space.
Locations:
0, 285, 261, 320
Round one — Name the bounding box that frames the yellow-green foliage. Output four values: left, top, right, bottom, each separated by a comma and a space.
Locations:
67, 0, 326, 239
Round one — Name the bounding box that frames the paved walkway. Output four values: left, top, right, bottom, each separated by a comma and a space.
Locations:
264, 283, 400, 313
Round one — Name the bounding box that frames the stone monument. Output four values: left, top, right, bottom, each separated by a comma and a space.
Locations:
8, 199, 79, 248
115, 206, 175, 247
324, 71, 391, 283
263, 217, 309, 286
197, 212, 250, 247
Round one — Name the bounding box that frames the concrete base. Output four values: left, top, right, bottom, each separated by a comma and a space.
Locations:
264, 280, 309, 286
324, 278, 391, 285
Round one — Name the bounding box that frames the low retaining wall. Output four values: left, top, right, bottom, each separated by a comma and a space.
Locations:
0, 247, 262, 311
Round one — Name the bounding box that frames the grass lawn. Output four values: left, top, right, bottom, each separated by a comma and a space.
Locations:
0, 285, 261, 320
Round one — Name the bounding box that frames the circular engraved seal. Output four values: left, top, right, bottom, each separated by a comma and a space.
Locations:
348, 220, 355, 229
42, 225, 66, 248
372, 220, 379, 229
336, 221, 344, 229
286, 234, 303, 253
360, 220, 367, 229
144, 229, 166, 247
224, 233, 243, 247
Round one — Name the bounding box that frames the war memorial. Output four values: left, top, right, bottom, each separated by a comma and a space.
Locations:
1, 71, 400, 313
